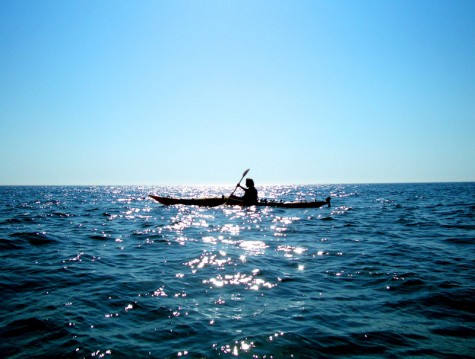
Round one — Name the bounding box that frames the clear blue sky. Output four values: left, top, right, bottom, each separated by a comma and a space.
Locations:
1, 0, 474, 185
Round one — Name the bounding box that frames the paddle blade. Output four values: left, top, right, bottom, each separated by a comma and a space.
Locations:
242, 169, 250, 177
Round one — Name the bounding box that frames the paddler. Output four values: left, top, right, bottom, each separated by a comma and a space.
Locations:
233, 178, 258, 205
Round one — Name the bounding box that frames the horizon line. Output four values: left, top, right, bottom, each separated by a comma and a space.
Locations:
1, 181, 474, 187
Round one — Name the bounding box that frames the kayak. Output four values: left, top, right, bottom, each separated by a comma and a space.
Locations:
149, 195, 331, 208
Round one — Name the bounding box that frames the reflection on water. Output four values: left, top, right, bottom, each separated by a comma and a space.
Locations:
203, 271, 276, 291
239, 240, 267, 254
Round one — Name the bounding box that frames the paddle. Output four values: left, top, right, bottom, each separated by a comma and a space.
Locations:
226, 169, 250, 204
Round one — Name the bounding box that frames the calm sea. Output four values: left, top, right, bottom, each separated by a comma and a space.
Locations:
0, 183, 474, 358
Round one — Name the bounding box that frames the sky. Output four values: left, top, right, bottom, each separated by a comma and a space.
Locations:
1, 0, 474, 185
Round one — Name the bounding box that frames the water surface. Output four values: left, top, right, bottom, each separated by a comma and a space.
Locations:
1, 183, 474, 358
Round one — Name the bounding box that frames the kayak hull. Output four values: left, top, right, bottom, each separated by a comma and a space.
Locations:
149, 196, 227, 207
149, 195, 331, 208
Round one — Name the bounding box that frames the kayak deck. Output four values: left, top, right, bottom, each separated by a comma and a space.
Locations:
149, 195, 331, 208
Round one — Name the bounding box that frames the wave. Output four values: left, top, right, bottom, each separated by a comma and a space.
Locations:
9, 231, 58, 245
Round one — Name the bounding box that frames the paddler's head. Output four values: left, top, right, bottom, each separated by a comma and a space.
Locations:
246, 178, 255, 188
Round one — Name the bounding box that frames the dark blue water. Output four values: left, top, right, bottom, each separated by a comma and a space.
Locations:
1, 183, 474, 358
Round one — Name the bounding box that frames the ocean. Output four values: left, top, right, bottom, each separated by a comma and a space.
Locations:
0, 183, 474, 358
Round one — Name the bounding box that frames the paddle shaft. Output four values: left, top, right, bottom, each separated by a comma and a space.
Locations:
227, 169, 250, 202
